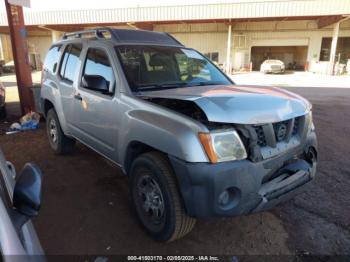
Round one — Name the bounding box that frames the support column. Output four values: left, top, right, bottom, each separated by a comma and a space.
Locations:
329, 21, 340, 75
225, 23, 232, 74
51, 30, 62, 43
0, 35, 4, 61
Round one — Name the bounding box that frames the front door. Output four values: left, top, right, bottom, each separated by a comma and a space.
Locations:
71, 46, 119, 161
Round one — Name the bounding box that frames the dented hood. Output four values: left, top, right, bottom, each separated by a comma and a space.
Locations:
138, 85, 311, 124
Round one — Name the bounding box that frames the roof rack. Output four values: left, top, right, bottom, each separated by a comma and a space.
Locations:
60, 27, 184, 46
61, 28, 118, 41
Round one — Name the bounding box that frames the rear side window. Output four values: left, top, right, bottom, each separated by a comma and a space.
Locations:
83, 48, 115, 89
60, 44, 82, 83
43, 45, 61, 74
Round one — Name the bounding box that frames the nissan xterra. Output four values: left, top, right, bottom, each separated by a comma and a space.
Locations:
40, 28, 317, 242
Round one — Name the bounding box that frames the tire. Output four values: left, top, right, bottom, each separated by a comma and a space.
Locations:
46, 108, 75, 154
129, 151, 196, 242
0, 106, 6, 120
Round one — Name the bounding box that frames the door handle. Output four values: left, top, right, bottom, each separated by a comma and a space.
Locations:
74, 94, 82, 101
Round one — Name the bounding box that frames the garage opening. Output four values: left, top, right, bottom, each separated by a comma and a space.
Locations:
251, 46, 308, 71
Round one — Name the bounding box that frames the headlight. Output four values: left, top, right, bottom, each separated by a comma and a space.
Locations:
198, 130, 247, 163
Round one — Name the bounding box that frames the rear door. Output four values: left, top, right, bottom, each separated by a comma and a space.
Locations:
58, 43, 83, 132
71, 43, 120, 160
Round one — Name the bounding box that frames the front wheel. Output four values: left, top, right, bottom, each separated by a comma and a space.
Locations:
46, 108, 75, 154
129, 152, 196, 242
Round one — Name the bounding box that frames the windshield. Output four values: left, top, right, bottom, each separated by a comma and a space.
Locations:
115, 45, 232, 91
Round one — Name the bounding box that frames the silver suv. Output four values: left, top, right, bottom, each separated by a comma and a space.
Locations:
0, 149, 44, 261
40, 28, 318, 242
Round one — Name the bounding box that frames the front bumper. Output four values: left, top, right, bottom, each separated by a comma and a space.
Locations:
169, 131, 317, 219
265, 69, 285, 73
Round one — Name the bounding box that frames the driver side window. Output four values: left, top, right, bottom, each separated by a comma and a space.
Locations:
83, 48, 115, 93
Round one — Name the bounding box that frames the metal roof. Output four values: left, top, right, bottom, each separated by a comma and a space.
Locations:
1, 0, 350, 26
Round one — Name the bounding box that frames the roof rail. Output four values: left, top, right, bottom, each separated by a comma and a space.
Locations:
61, 28, 118, 40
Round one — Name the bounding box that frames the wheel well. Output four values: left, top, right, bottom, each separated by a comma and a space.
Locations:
43, 99, 54, 116
124, 141, 160, 174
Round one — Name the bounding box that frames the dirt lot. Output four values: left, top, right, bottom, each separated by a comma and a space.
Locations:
0, 73, 350, 256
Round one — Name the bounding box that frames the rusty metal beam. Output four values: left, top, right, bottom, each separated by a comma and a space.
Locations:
4, 0, 35, 114
317, 15, 344, 29
134, 23, 154, 31
1, 14, 332, 34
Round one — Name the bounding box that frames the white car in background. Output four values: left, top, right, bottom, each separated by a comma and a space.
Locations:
260, 59, 285, 74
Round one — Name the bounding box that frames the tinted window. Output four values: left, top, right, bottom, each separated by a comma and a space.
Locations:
60, 44, 82, 83
43, 45, 61, 74
83, 48, 115, 89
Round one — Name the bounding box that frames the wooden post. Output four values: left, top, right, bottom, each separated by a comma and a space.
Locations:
4, 0, 34, 115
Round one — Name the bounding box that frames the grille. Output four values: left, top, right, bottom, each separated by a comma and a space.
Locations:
253, 116, 303, 148
271, 65, 281, 70
273, 120, 289, 142
292, 117, 301, 135
255, 126, 267, 147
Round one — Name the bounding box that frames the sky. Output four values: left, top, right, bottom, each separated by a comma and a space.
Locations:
0, 0, 280, 12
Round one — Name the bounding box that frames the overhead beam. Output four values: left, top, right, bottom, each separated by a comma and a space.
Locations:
317, 15, 344, 29
134, 23, 154, 31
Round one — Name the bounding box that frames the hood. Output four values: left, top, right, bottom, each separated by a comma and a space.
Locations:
138, 85, 311, 125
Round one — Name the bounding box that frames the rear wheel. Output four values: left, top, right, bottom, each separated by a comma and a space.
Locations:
129, 152, 196, 242
46, 108, 75, 154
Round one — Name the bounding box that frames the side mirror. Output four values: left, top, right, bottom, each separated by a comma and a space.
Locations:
13, 163, 43, 218
82, 75, 110, 93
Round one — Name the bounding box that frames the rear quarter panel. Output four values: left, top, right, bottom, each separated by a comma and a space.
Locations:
40, 81, 70, 134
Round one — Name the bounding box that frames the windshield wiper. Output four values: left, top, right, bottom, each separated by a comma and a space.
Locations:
187, 81, 227, 87
136, 82, 189, 91
136, 81, 227, 92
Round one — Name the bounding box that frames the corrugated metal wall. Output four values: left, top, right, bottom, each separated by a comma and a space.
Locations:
155, 20, 350, 70
1, 0, 350, 26
170, 32, 228, 64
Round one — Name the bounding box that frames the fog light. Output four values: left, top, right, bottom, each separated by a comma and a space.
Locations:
306, 147, 317, 164
217, 187, 241, 210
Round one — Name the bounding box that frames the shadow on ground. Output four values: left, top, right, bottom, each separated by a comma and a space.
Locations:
0, 87, 349, 255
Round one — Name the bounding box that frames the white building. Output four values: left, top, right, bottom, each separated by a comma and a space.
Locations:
0, 0, 350, 74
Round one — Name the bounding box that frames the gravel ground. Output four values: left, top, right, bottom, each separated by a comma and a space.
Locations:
0, 72, 349, 257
